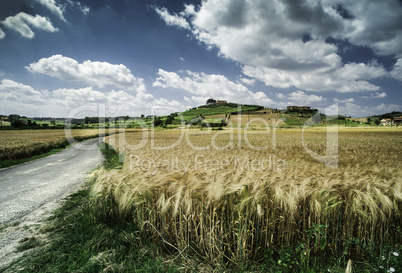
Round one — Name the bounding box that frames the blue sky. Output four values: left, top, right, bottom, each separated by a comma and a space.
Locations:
0, 0, 401, 118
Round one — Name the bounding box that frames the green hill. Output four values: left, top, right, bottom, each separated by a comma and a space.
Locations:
180, 103, 264, 122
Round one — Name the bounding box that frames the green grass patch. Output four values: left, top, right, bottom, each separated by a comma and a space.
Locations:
17, 237, 43, 252
181, 104, 262, 119
2, 181, 181, 272
0, 221, 20, 233
99, 142, 124, 169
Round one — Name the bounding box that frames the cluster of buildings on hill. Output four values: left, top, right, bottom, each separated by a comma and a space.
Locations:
381, 116, 402, 125
286, 106, 311, 111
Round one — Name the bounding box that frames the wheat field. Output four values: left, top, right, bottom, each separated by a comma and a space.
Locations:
0, 129, 103, 162
93, 128, 402, 264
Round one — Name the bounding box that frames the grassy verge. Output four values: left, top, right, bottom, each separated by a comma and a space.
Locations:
0, 146, 68, 169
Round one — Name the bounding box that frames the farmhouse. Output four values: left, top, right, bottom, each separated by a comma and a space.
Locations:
380, 118, 393, 125
215, 100, 227, 104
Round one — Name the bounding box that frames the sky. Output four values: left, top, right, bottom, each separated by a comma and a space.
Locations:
0, 0, 401, 118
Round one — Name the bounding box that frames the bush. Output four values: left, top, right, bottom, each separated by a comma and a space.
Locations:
11, 120, 25, 128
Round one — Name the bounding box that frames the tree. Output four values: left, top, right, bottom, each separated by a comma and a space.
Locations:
8, 114, 20, 123
367, 117, 371, 123
206, 98, 216, 104
375, 119, 381, 126
153, 117, 163, 127
11, 119, 25, 128
123, 115, 129, 123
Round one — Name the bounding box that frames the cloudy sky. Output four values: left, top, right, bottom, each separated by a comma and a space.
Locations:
0, 0, 401, 118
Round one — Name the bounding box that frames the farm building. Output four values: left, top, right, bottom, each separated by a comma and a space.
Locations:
381, 118, 393, 125
287, 106, 311, 111
215, 100, 227, 104
394, 116, 402, 125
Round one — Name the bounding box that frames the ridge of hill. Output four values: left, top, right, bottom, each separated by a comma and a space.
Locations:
180, 103, 265, 118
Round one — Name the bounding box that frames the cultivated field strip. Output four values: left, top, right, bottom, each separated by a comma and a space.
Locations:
93, 128, 402, 264
0, 129, 103, 162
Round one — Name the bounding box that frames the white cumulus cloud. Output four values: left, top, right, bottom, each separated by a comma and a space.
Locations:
153, 69, 274, 106
336, 102, 401, 118
35, 0, 65, 21
242, 61, 386, 92
391, 58, 402, 81
0, 79, 187, 117
0, 79, 45, 103
360, 92, 387, 99
26, 55, 145, 92
2, 12, 58, 39
157, 0, 399, 93
333, 98, 355, 103
66, 0, 90, 15
153, 6, 191, 30
287, 90, 325, 105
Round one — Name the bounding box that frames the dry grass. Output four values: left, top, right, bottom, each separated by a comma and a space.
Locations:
93, 128, 402, 264
0, 129, 103, 162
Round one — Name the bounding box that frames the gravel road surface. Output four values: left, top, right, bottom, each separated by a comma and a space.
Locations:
0, 137, 104, 269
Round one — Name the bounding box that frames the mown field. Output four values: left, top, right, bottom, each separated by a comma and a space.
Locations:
92, 128, 402, 270
0, 129, 105, 166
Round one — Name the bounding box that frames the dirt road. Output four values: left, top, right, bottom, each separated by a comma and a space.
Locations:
0, 138, 103, 269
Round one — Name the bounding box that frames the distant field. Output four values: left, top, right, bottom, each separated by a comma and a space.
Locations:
228, 113, 284, 126
0, 129, 103, 164
94, 128, 402, 265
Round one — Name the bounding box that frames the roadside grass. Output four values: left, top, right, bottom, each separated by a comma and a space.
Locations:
0, 146, 67, 169
16, 237, 43, 252
0, 221, 20, 233
6, 187, 179, 272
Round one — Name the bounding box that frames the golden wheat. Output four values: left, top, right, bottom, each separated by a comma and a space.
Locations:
0, 129, 103, 161
93, 128, 402, 264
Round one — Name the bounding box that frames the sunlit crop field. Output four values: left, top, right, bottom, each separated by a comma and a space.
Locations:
93, 128, 402, 264
0, 129, 103, 162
